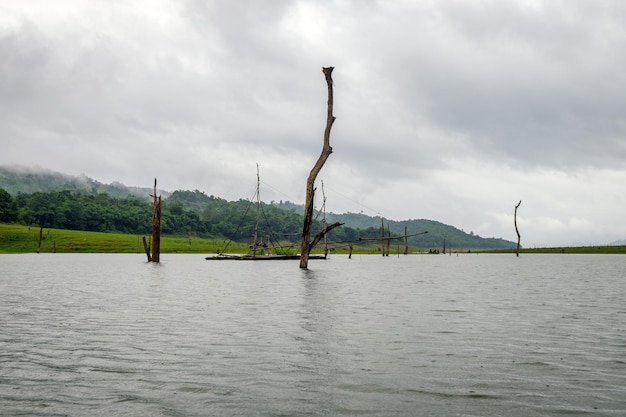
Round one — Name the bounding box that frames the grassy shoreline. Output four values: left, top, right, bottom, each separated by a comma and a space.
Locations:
2, 223, 625, 255
0, 223, 373, 255
479, 246, 626, 254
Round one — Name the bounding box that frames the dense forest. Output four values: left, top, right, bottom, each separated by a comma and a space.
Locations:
0, 188, 388, 248
0, 166, 517, 250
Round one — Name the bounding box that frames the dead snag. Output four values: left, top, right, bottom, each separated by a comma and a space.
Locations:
145, 178, 162, 263
300, 67, 336, 269
514, 200, 522, 257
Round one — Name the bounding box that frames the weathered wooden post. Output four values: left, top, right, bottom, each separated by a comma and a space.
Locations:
380, 218, 385, 256
385, 223, 391, 256
404, 226, 408, 255
300, 67, 338, 269
514, 200, 522, 257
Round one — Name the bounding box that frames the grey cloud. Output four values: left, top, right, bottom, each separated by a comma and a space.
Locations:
2, 0, 626, 246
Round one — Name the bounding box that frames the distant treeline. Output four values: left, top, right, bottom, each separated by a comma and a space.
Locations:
0, 166, 519, 250
0, 188, 385, 246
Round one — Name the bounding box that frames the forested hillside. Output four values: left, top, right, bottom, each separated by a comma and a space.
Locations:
0, 165, 517, 250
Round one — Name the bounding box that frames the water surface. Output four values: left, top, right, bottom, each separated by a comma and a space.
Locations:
1, 253, 625, 416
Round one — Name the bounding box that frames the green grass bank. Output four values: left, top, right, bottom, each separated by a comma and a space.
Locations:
0, 223, 372, 255
2, 223, 625, 255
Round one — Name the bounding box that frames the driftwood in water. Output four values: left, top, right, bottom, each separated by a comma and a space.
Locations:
144, 179, 162, 263
300, 67, 336, 269
514, 200, 522, 257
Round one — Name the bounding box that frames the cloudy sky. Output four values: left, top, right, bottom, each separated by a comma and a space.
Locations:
1, 0, 625, 247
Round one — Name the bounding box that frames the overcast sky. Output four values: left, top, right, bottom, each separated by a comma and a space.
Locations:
1, 0, 625, 247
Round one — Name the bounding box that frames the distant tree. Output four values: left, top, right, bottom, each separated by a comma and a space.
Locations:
28, 192, 57, 228
0, 188, 18, 222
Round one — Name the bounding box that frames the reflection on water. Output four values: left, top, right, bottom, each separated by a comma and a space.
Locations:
1, 253, 625, 416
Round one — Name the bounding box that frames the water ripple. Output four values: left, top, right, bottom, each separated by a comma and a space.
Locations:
1, 253, 625, 416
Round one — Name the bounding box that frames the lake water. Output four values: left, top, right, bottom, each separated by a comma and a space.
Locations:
1, 253, 625, 416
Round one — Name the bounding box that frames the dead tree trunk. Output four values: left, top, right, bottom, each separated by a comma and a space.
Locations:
145, 178, 162, 263
514, 200, 522, 257
300, 67, 336, 269
152, 179, 162, 263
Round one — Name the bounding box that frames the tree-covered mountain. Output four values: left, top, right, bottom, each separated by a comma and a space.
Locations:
0, 165, 517, 250
273, 207, 515, 250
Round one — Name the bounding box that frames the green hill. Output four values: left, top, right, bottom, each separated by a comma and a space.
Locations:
1, 165, 516, 250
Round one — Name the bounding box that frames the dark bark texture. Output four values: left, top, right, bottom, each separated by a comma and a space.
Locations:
300, 67, 336, 269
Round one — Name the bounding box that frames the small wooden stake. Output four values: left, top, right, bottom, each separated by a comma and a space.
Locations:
385, 223, 391, 256
404, 226, 408, 255
381, 218, 385, 256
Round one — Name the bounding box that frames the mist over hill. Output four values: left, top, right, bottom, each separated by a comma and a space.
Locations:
1, 165, 517, 250
0, 166, 170, 199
